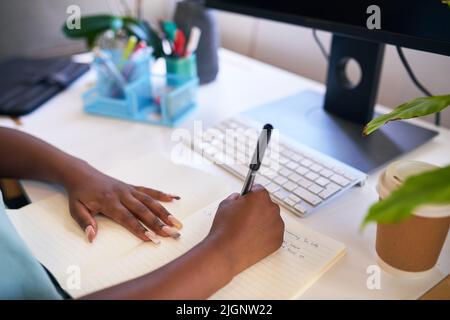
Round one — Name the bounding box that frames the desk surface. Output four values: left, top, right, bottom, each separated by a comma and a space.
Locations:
6, 49, 450, 299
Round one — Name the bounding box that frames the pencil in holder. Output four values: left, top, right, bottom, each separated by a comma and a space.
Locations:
165, 54, 197, 86
92, 49, 152, 98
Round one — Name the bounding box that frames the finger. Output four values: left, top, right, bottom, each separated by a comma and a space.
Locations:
134, 186, 180, 202
226, 193, 240, 201
133, 191, 183, 229
250, 184, 265, 192
108, 204, 160, 243
69, 200, 97, 243
121, 196, 180, 239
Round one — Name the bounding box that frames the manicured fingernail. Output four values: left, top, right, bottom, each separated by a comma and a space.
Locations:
85, 225, 96, 243
145, 230, 161, 245
162, 226, 181, 239
168, 215, 183, 229
169, 194, 181, 200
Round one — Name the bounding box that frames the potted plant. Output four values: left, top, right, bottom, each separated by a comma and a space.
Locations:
362, 94, 450, 275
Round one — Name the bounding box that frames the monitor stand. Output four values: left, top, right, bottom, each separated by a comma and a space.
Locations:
244, 35, 438, 173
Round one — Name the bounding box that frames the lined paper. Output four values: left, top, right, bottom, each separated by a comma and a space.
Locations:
79, 202, 345, 299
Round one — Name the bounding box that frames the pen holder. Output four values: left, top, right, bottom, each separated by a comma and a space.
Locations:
83, 73, 199, 127
165, 54, 197, 86
93, 49, 152, 98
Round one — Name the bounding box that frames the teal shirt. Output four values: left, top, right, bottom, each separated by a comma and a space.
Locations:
0, 193, 62, 299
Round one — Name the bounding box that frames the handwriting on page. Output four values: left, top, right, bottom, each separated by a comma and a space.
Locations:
281, 230, 320, 260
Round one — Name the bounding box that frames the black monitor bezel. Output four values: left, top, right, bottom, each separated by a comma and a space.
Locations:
206, 1, 450, 56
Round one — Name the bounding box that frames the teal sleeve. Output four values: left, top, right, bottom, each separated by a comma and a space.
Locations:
0, 193, 62, 300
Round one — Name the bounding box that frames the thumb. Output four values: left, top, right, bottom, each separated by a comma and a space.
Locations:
226, 192, 240, 201
69, 199, 98, 243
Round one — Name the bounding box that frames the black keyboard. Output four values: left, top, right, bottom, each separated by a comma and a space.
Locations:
0, 57, 89, 116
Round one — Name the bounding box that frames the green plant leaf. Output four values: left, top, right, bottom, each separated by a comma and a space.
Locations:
122, 17, 163, 58
62, 14, 162, 56
361, 165, 450, 228
62, 15, 122, 39
363, 95, 450, 135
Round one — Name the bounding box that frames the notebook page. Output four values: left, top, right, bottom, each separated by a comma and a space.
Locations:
72, 202, 346, 299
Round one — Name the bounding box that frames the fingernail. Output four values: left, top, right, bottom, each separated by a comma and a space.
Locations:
145, 230, 161, 245
85, 225, 96, 243
162, 226, 181, 239
169, 194, 181, 200
168, 215, 183, 229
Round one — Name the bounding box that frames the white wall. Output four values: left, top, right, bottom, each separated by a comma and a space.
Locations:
0, 0, 170, 59
215, 11, 450, 128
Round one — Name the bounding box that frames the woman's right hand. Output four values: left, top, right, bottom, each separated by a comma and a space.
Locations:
207, 185, 285, 277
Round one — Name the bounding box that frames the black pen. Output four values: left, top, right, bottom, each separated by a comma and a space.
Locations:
241, 124, 273, 195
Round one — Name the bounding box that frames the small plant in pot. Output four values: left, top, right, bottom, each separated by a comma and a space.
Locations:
362, 94, 450, 276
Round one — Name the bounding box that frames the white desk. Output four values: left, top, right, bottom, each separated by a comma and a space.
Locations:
10, 49, 450, 299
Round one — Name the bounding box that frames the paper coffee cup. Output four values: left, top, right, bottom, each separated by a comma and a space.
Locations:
375, 161, 450, 276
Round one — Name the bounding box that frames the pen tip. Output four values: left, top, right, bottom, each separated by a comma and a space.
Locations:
263, 124, 273, 130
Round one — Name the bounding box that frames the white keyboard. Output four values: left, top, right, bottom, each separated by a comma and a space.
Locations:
188, 117, 366, 217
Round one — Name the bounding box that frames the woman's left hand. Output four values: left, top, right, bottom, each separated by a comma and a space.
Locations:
63, 163, 182, 244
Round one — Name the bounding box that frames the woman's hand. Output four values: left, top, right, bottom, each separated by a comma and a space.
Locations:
82, 184, 284, 300
207, 184, 285, 277
63, 162, 183, 244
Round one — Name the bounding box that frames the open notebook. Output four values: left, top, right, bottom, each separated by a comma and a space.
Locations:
6, 154, 346, 299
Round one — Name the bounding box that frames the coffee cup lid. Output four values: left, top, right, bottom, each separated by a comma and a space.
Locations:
377, 160, 450, 218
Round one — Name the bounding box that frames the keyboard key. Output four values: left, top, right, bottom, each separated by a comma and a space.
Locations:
281, 149, 294, 158
332, 167, 345, 175
305, 171, 319, 181
279, 157, 289, 165
293, 187, 322, 206
294, 203, 308, 214
279, 168, 293, 177
319, 185, 340, 199
288, 194, 301, 203
301, 158, 313, 166
320, 168, 333, 178
283, 181, 297, 191
255, 176, 271, 187
266, 183, 280, 193
290, 153, 303, 162
310, 164, 324, 172
315, 177, 330, 187
286, 161, 299, 170
330, 174, 350, 187
274, 176, 288, 185
284, 197, 297, 207
295, 166, 309, 175
344, 173, 356, 181
274, 189, 289, 200
262, 168, 276, 177
288, 172, 302, 183
298, 178, 313, 188
308, 184, 323, 194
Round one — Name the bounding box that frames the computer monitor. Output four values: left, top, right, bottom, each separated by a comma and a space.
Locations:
205, 0, 450, 173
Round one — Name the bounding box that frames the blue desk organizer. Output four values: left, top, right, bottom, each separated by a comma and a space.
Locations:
83, 50, 199, 127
